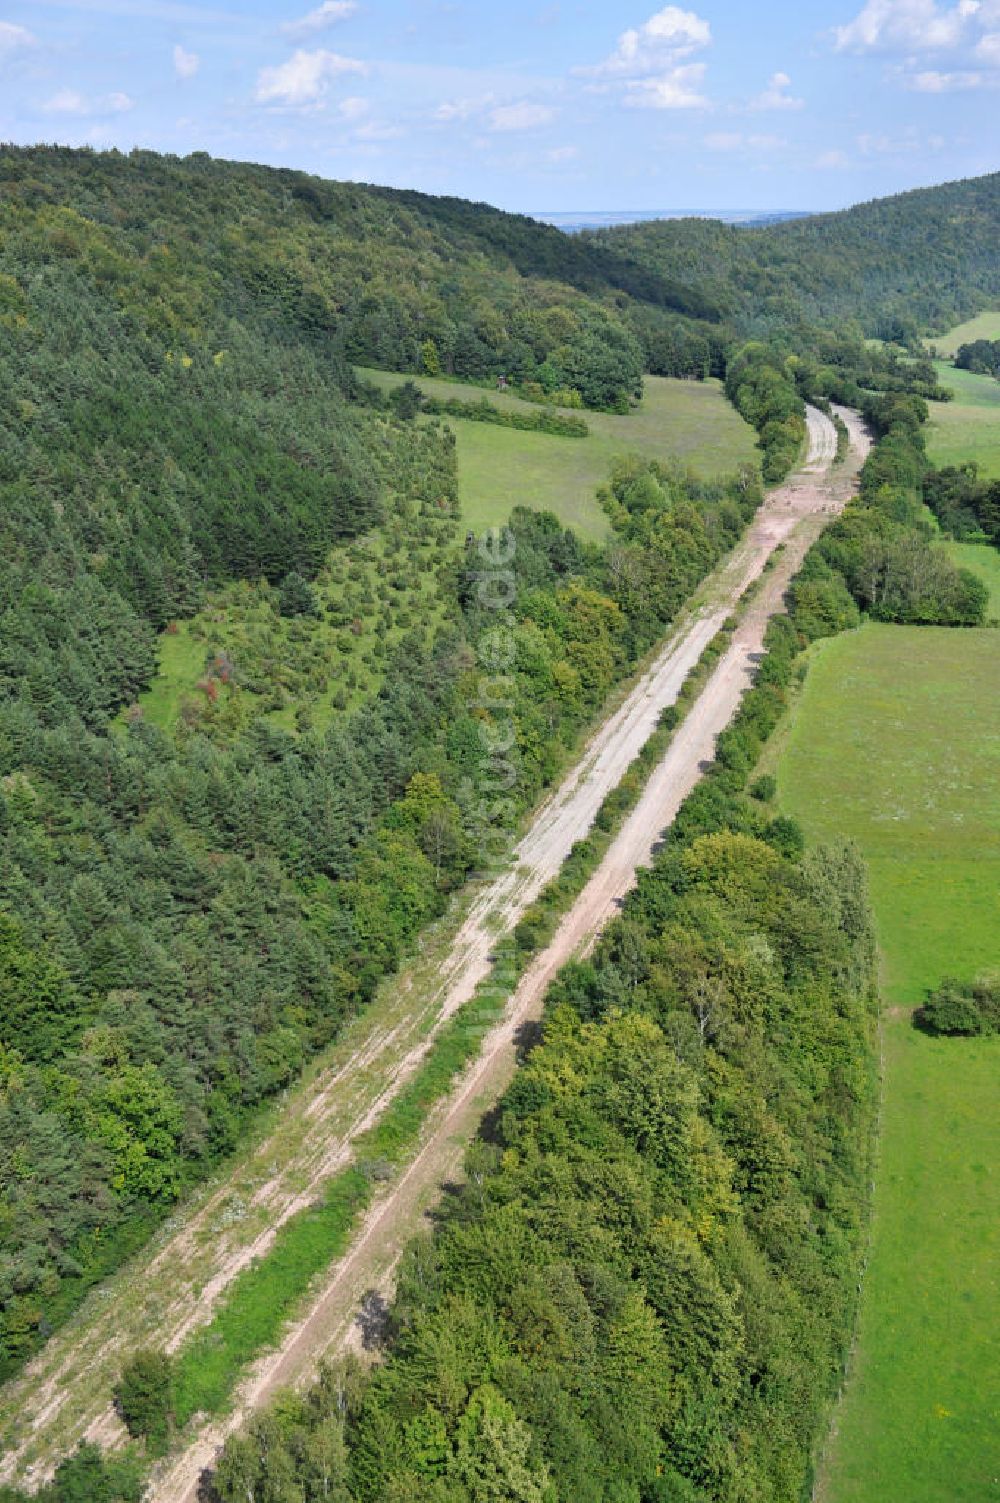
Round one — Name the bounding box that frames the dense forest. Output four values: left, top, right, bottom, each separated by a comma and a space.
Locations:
0, 147, 672, 412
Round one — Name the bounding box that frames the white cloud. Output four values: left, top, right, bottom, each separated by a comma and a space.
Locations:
909, 64, 989, 84
282, 1, 358, 40
834, 0, 982, 53
705, 130, 786, 151
0, 21, 35, 54
582, 8, 712, 110
43, 88, 136, 114
353, 119, 403, 140
338, 94, 368, 120
173, 44, 200, 78
546, 144, 579, 162
489, 101, 556, 131
589, 6, 711, 76
435, 96, 484, 122
624, 61, 709, 108
255, 48, 366, 106
44, 90, 89, 114
816, 148, 851, 167
832, 1, 1000, 89
748, 71, 804, 109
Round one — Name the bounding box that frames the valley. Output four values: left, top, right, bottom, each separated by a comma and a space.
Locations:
0, 137, 998, 1503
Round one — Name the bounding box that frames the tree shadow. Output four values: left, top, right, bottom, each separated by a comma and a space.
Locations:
355, 1289, 392, 1351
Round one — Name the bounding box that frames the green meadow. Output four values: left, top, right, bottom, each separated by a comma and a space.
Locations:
926, 360, 1000, 478
928, 310, 1000, 358
770, 623, 1000, 1503
360, 369, 758, 541
947, 541, 1000, 619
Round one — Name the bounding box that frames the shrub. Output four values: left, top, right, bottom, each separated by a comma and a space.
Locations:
114, 1350, 174, 1452
915, 978, 1000, 1036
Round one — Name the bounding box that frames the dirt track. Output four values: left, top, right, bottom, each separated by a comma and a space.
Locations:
146, 406, 869, 1503
0, 408, 868, 1499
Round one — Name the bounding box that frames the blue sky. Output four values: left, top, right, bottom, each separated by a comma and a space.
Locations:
1, 1, 998, 211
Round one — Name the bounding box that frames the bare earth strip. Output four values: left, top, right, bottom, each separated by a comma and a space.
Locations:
0, 409, 867, 1496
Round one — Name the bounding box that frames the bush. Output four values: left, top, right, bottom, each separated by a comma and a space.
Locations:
915, 977, 1000, 1036
114, 1350, 174, 1452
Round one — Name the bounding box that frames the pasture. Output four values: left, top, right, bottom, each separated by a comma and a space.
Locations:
927, 310, 1000, 358
947, 541, 1000, 619
770, 623, 1000, 1503
360, 369, 758, 540
926, 360, 1000, 478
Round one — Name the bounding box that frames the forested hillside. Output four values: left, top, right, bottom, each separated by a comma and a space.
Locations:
0, 146, 697, 411
595, 173, 1000, 344
0, 143, 766, 1379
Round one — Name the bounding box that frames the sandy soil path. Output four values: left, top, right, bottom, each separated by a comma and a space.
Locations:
0, 407, 867, 1498
146, 405, 869, 1503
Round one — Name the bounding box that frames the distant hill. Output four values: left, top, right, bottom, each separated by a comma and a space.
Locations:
536, 209, 810, 232
591, 172, 1000, 340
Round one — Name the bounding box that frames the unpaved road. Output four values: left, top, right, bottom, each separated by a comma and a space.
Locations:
0, 408, 867, 1497
147, 406, 869, 1503
804, 403, 838, 472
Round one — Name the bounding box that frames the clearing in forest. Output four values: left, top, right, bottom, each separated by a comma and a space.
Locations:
359, 370, 759, 540
927, 310, 1000, 357
926, 360, 1000, 478
769, 622, 1000, 1503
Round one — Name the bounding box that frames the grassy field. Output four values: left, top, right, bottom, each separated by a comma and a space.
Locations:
360, 370, 758, 541
927, 310, 1000, 358
769, 624, 1000, 1503
926, 360, 1000, 478
947, 541, 1000, 619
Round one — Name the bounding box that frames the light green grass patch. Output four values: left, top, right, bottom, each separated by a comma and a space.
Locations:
820, 1017, 998, 1503
926, 361, 1000, 478
772, 623, 1000, 1503
947, 542, 1000, 619
360, 370, 758, 540
927, 310, 1000, 358
135, 626, 205, 732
